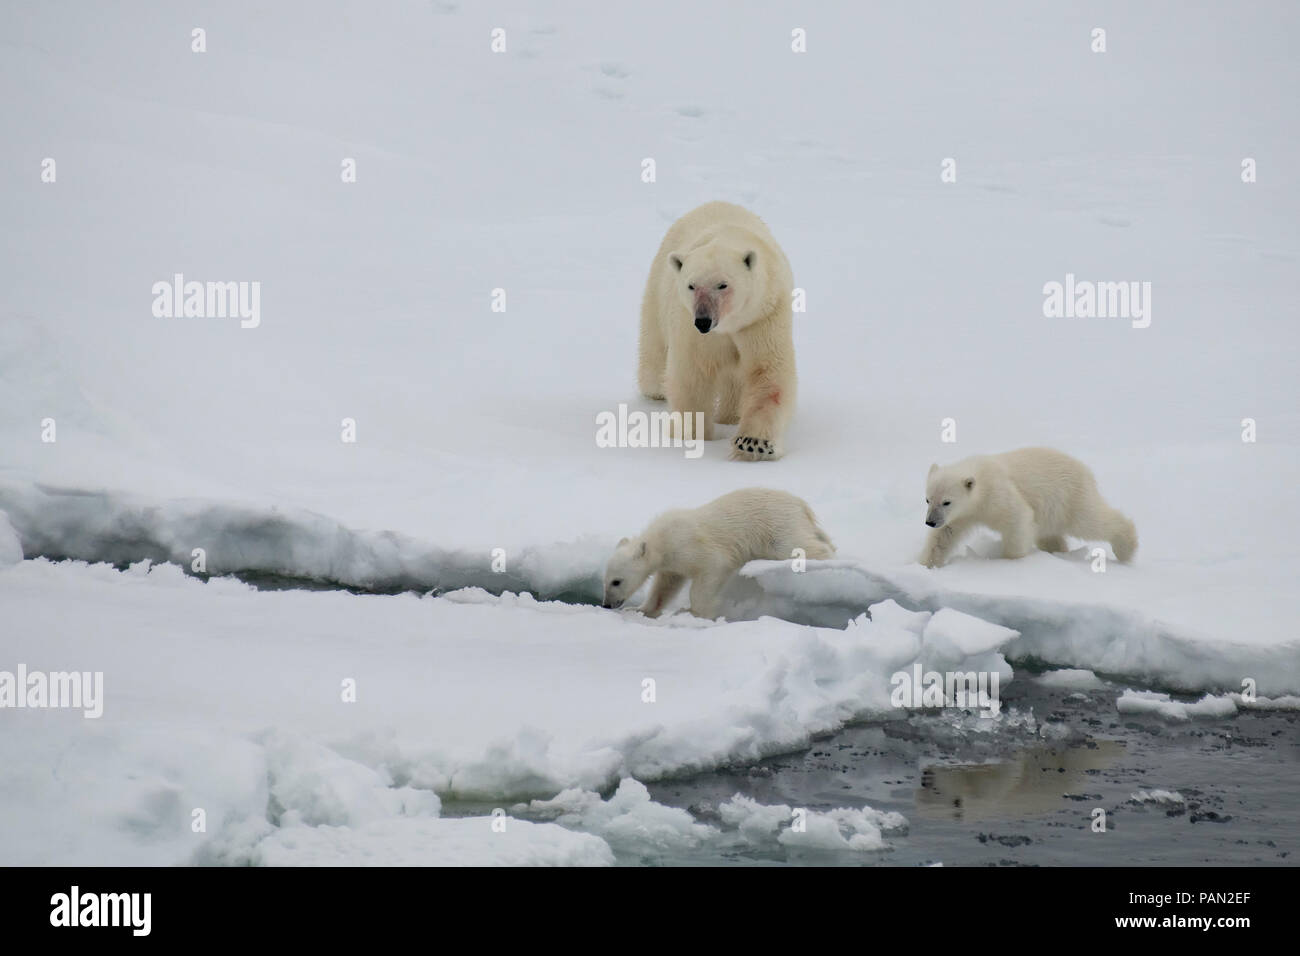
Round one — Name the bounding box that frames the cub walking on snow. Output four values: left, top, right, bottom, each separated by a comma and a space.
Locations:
603, 488, 835, 620
920, 447, 1137, 568
637, 201, 797, 461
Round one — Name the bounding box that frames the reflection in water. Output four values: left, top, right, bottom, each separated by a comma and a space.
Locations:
915, 740, 1126, 822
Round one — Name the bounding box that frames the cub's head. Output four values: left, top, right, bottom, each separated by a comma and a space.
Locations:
602, 537, 653, 609
924, 463, 976, 529
668, 240, 760, 335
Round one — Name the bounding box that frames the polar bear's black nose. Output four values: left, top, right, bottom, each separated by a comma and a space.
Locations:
694, 315, 713, 333
925, 519, 938, 528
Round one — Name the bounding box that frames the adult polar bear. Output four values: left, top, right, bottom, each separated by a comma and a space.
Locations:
638, 202, 796, 461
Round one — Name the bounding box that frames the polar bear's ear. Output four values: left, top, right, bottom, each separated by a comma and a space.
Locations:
964, 477, 975, 490
618, 537, 629, 547
928, 463, 938, 476
638, 540, 647, 558
743, 251, 755, 270
669, 254, 684, 272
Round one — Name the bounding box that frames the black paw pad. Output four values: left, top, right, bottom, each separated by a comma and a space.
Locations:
733, 436, 774, 458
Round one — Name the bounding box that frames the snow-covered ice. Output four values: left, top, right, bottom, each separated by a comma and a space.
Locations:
515, 780, 911, 856
1116, 690, 1239, 721
1116, 688, 1300, 722
0, 557, 995, 864
1129, 790, 1186, 806
1, 1, 1297, 864
244, 817, 616, 868
520, 778, 716, 853
1035, 669, 1107, 690
718, 793, 908, 852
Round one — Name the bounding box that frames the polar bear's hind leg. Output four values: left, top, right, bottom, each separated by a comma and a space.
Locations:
1073, 504, 1137, 562
687, 567, 734, 619
999, 505, 1037, 560
1036, 534, 1068, 553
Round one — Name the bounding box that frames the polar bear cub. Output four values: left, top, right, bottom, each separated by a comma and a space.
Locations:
920, 447, 1137, 568
638, 201, 797, 461
603, 488, 834, 619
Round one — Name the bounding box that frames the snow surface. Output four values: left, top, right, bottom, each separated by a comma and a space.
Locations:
247, 817, 616, 868
1, 1, 1297, 863
1, 557, 991, 864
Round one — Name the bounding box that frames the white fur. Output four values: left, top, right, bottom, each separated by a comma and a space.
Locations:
637, 201, 797, 461
919, 447, 1137, 568
603, 488, 835, 619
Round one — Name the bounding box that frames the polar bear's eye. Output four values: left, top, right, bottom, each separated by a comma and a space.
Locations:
687, 284, 695, 291
611, 579, 622, 587
717, 283, 727, 290
942, 501, 951, 506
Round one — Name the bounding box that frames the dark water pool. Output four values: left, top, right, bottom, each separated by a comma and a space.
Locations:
633, 678, 1299, 866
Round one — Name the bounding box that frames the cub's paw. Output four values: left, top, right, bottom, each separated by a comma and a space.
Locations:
730, 436, 778, 461
919, 548, 948, 569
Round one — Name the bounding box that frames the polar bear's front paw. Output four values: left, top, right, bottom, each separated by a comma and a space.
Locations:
730, 436, 778, 461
